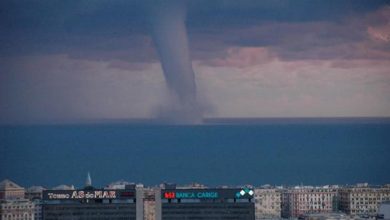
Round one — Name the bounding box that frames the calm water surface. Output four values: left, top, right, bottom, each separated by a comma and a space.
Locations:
1, 121, 389, 187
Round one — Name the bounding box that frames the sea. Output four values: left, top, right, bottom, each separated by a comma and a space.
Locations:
0, 118, 389, 188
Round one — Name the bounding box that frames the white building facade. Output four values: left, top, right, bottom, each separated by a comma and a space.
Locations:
0, 199, 35, 220
0, 180, 35, 220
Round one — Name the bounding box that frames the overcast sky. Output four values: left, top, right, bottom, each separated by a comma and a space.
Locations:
1, 0, 390, 123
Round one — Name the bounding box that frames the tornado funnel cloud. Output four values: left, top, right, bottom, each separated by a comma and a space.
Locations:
150, 0, 202, 123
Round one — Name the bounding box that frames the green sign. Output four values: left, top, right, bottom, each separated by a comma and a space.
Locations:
175, 192, 219, 199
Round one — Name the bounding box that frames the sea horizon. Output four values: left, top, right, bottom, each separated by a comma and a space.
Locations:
1, 116, 390, 126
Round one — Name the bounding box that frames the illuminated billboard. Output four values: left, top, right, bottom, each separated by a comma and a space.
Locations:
162, 188, 254, 200
43, 190, 135, 200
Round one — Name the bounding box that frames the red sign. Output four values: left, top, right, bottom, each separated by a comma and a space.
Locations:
120, 191, 135, 198
164, 192, 175, 199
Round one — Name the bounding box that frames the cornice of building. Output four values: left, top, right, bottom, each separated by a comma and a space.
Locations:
0, 179, 25, 191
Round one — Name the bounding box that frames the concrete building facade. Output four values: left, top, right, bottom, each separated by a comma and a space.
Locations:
281, 186, 338, 218
143, 188, 156, 220
0, 180, 25, 201
0, 199, 35, 220
0, 180, 35, 220
339, 184, 390, 217
254, 188, 282, 219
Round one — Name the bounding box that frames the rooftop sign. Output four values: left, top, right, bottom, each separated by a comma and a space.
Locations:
162, 188, 253, 200
43, 190, 135, 200
164, 191, 219, 199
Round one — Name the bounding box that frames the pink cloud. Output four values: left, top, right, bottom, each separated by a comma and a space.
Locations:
330, 59, 389, 69
202, 47, 276, 68
108, 60, 151, 71
193, 5, 390, 68
368, 26, 390, 42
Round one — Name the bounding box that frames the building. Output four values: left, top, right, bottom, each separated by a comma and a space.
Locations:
0, 180, 25, 200
377, 201, 390, 219
105, 181, 157, 220
42, 187, 141, 220
0, 180, 36, 220
31, 200, 42, 220
51, 185, 74, 190
25, 186, 45, 220
42, 174, 144, 220
156, 186, 255, 220
281, 186, 338, 218
339, 184, 390, 217
25, 186, 45, 201
105, 180, 134, 190
0, 199, 36, 220
300, 212, 349, 220
254, 187, 282, 219
143, 188, 156, 220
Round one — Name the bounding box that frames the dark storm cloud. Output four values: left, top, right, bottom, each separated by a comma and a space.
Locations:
1, 0, 388, 64
0, 0, 151, 61
190, 3, 390, 65
1, 0, 387, 30
187, 0, 389, 27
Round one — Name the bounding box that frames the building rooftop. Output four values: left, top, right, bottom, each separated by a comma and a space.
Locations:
52, 184, 75, 190
0, 179, 24, 191
27, 186, 46, 193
